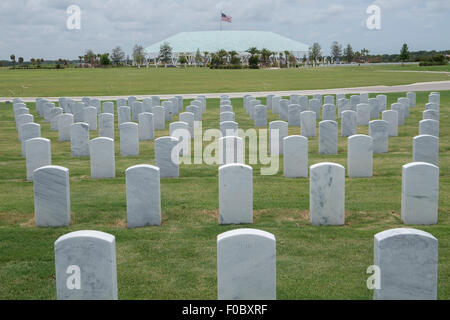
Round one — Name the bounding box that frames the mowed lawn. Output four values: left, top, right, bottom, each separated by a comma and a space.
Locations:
0, 65, 449, 97
0, 91, 449, 300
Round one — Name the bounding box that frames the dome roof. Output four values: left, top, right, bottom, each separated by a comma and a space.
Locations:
145, 31, 309, 57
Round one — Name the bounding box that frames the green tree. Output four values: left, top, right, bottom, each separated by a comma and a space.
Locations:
210, 53, 221, 67
203, 51, 209, 66
246, 47, 260, 69
30, 58, 36, 67
360, 48, 369, 62
18, 57, 24, 66
308, 42, 321, 66
228, 50, 240, 65
284, 50, 291, 67
100, 53, 111, 66
159, 42, 172, 65
195, 48, 202, 66
246, 47, 260, 56
111, 46, 125, 66
302, 54, 307, 66
10, 54, 16, 67
399, 43, 410, 63
260, 48, 273, 67
178, 54, 188, 66
217, 49, 228, 65
343, 44, 354, 63
133, 44, 145, 66
84, 50, 96, 65
330, 41, 342, 63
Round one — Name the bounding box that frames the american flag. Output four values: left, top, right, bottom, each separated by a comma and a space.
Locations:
221, 12, 232, 23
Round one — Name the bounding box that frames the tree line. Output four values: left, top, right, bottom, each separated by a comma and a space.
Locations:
4, 42, 447, 69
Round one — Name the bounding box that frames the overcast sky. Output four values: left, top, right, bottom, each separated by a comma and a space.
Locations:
0, 0, 449, 60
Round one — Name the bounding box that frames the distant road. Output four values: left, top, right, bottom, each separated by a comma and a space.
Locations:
1, 80, 449, 103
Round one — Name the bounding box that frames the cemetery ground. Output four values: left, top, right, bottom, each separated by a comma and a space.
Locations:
0, 90, 449, 299
1, 64, 449, 97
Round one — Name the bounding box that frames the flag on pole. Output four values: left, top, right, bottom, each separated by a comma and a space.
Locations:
221, 12, 232, 23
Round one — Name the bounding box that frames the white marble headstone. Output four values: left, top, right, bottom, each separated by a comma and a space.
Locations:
374, 228, 437, 300
55, 230, 118, 300
217, 228, 276, 300
33, 165, 70, 227
126, 164, 161, 227
309, 162, 345, 226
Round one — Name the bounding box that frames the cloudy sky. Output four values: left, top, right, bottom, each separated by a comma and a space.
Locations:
0, 0, 449, 60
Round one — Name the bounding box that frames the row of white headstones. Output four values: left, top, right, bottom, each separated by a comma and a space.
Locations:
11, 91, 441, 299
53, 226, 437, 300
14, 91, 440, 227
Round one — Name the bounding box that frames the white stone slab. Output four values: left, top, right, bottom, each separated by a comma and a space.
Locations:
219, 136, 244, 165
401, 162, 439, 225
151, 106, 165, 130
131, 101, 143, 122
413, 134, 438, 166
155, 136, 179, 178
219, 164, 253, 224
89, 137, 115, 178
98, 113, 115, 139
419, 119, 439, 137
322, 104, 336, 121
20, 122, 41, 157
25, 137, 51, 181
55, 230, 118, 300
220, 121, 238, 137
341, 110, 357, 137
217, 228, 276, 300
283, 135, 308, 178
71, 122, 90, 157
126, 164, 161, 227
369, 120, 388, 153
33, 165, 70, 227
374, 228, 437, 300
382, 110, 398, 137
269, 120, 288, 155
119, 122, 139, 156
309, 162, 345, 226
102, 101, 114, 115
356, 103, 370, 126
300, 111, 316, 137
348, 134, 373, 178
58, 114, 74, 142
319, 120, 338, 154
117, 106, 131, 125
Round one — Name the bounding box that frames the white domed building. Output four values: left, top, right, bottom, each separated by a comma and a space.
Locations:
144, 31, 309, 66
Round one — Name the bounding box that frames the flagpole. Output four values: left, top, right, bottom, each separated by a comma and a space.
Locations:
220, 13, 222, 31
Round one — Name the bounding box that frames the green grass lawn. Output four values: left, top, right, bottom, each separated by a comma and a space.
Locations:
1, 65, 449, 97
0, 90, 449, 299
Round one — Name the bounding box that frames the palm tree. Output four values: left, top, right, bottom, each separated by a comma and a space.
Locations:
246, 47, 260, 56
203, 51, 209, 66
217, 49, 228, 65
228, 50, 239, 65
284, 50, 291, 67
10, 54, 16, 67
260, 48, 273, 67
361, 48, 369, 62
